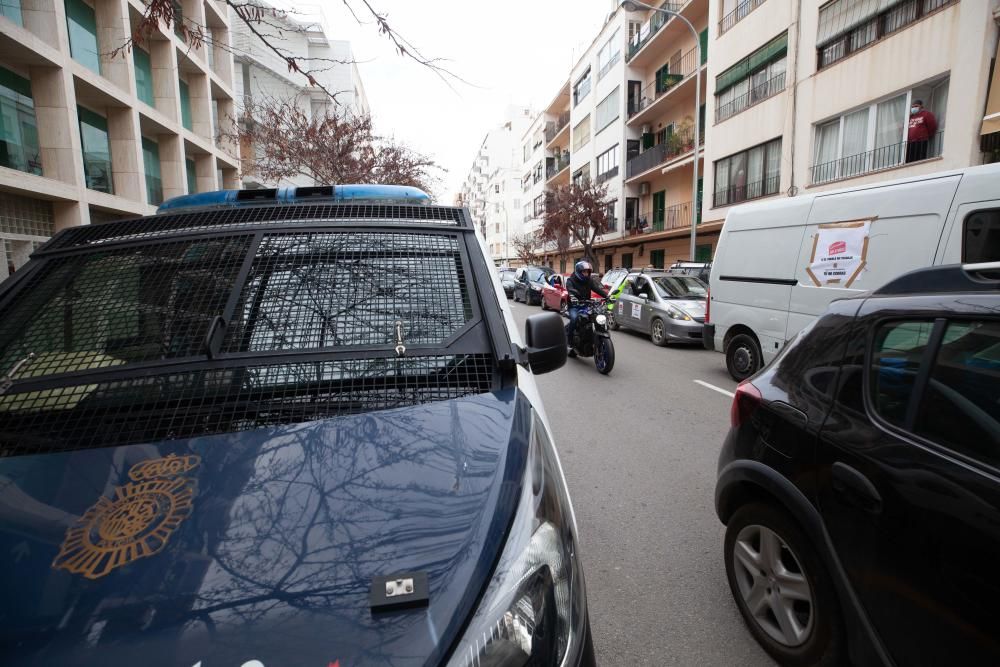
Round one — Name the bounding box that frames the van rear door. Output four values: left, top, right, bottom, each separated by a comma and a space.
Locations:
787, 174, 960, 340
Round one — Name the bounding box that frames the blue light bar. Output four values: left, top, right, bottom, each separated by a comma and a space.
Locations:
156, 184, 432, 213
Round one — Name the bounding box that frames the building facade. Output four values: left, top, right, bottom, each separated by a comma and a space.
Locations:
1, 0, 241, 280
703, 0, 999, 226
231, 3, 370, 189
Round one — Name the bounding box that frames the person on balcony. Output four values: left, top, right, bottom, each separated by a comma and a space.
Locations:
906, 100, 938, 163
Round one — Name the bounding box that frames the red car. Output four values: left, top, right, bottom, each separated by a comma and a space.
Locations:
541, 274, 602, 315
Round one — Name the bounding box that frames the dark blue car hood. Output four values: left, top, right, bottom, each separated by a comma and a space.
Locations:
0, 389, 530, 667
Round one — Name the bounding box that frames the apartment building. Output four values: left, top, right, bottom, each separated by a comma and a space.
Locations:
0, 0, 240, 280
520, 110, 550, 241
231, 3, 370, 188
703, 0, 999, 225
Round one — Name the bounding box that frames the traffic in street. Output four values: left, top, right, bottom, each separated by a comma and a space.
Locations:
509, 299, 775, 666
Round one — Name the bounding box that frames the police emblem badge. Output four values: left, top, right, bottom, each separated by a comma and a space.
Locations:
53, 454, 200, 579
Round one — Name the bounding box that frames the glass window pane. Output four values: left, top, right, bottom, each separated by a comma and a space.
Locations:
963, 209, 1000, 263
871, 320, 934, 428
813, 120, 840, 183
65, 0, 101, 74
714, 158, 731, 206
729, 151, 748, 203
0, 68, 41, 176
874, 93, 906, 169
78, 106, 112, 194
142, 137, 162, 205
765, 139, 781, 194
133, 48, 154, 106
841, 108, 869, 177
185, 158, 197, 194
1, 0, 23, 25
746, 145, 764, 199
914, 321, 1000, 467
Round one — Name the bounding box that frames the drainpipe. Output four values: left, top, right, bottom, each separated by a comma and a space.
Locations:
787, 0, 803, 196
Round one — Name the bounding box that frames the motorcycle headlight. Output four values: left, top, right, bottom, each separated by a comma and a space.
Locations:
595, 314, 607, 326
666, 306, 692, 321
446, 413, 588, 667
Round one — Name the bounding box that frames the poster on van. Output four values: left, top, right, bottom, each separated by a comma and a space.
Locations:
806, 219, 872, 288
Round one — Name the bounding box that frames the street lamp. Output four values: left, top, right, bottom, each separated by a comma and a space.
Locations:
621, 0, 701, 263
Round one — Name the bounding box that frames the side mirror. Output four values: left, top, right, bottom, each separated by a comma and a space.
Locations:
524, 312, 567, 374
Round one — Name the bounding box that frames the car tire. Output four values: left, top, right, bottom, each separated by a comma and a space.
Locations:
724, 503, 844, 667
650, 318, 669, 347
608, 306, 620, 331
560, 299, 568, 317
726, 333, 762, 381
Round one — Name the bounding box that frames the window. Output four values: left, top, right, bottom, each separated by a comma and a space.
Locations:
871, 320, 934, 427
597, 29, 621, 80
65, 0, 100, 74
811, 79, 947, 184
185, 158, 197, 193
0, 67, 41, 176
596, 145, 619, 183
713, 138, 781, 207
596, 87, 620, 133
141, 137, 162, 205
695, 243, 712, 262
2, 0, 22, 24
572, 164, 590, 186
817, 0, 956, 70
494, 184, 500, 194
621, 253, 633, 269
522, 172, 532, 192
650, 249, 665, 269
573, 67, 592, 106
78, 106, 112, 193
179, 80, 193, 131
533, 194, 545, 217
604, 199, 617, 232
133, 48, 155, 106
964, 210, 1000, 263
572, 115, 591, 152
523, 143, 531, 162
715, 33, 787, 123
533, 160, 543, 184
523, 203, 532, 220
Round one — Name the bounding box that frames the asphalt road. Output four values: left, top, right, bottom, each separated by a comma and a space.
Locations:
510, 301, 776, 667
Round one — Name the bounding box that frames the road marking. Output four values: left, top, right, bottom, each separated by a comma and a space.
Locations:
694, 380, 735, 398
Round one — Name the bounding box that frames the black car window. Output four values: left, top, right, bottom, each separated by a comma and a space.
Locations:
870, 320, 934, 428
963, 209, 1000, 263
913, 320, 1000, 467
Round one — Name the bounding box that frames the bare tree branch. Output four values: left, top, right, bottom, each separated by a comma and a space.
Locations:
539, 181, 612, 264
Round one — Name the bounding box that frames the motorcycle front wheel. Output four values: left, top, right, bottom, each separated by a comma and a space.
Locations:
594, 337, 615, 375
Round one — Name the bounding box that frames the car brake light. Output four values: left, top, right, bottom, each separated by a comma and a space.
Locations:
705, 288, 711, 324
730, 381, 762, 428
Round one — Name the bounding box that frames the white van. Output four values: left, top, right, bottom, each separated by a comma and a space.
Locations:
706, 162, 1000, 380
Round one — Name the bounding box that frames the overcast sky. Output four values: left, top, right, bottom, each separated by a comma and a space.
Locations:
295, 0, 618, 201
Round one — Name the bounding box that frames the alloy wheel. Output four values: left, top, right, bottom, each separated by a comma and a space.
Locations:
732, 524, 814, 648
652, 320, 665, 344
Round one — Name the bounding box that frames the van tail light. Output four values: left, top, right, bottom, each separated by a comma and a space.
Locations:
730, 381, 762, 428
705, 288, 711, 324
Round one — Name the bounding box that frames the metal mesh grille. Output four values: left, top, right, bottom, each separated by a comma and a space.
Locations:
44, 205, 465, 251
0, 354, 494, 454
0, 237, 252, 377
224, 232, 473, 353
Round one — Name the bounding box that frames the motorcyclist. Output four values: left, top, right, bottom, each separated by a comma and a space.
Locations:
565, 260, 609, 357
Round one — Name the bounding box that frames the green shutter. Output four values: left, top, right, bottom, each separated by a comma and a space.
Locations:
695, 243, 712, 262
650, 249, 665, 269
642, 132, 654, 150
65, 0, 100, 74
185, 158, 197, 193
699, 28, 708, 65
179, 80, 192, 130
133, 48, 154, 106
141, 137, 162, 205
716, 58, 749, 94
652, 191, 666, 230
78, 106, 112, 193
749, 33, 787, 72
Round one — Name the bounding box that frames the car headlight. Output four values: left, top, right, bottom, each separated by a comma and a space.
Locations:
665, 306, 692, 321
446, 412, 588, 667
595, 314, 607, 326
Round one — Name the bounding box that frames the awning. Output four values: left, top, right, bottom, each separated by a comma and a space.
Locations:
982, 37, 1000, 135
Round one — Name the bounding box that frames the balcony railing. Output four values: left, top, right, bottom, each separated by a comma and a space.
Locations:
712, 174, 780, 208
625, 201, 693, 236
83, 157, 114, 194
544, 112, 571, 143
817, 0, 956, 70
625, 130, 703, 179
596, 166, 619, 184
546, 151, 571, 180
627, 1, 686, 61
715, 71, 785, 123
719, 0, 767, 35
628, 45, 701, 118
810, 132, 943, 185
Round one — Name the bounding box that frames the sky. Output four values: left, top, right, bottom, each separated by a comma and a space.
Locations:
293, 0, 619, 201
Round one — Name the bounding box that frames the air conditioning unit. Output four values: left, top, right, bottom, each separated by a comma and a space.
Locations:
639, 182, 651, 196
641, 124, 652, 135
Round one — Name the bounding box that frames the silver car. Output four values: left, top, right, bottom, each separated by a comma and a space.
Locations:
612, 271, 707, 346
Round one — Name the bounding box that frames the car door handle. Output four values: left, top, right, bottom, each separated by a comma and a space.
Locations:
831, 462, 882, 514
771, 401, 807, 426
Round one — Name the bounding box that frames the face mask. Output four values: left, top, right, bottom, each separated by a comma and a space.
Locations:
911, 106, 921, 114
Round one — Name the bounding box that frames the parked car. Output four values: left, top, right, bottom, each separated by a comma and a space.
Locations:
706, 162, 1000, 381
541, 273, 604, 315
716, 262, 1000, 667
513, 265, 554, 305
611, 271, 707, 346
498, 267, 517, 298
667, 261, 711, 283
0, 185, 596, 667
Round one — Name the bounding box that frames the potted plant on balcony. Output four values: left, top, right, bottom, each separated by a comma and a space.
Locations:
676, 117, 695, 152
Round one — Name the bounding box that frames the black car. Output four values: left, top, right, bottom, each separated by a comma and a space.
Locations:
498, 267, 517, 298
513, 265, 554, 305
716, 263, 1000, 667
0, 185, 596, 667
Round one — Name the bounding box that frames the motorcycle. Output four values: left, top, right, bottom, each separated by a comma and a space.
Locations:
568, 298, 615, 375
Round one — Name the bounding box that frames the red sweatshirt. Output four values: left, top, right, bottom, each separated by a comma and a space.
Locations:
908, 110, 937, 143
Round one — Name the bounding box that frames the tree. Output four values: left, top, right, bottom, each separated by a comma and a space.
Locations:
512, 233, 539, 265
539, 181, 612, 265
234, 97, 441, 193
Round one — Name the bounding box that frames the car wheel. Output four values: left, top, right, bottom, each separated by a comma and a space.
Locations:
650, 318, 669, 347
560, 300, 568, 317
724, 503, 843, 667
726, 333, 762, 381
608, 307, 619, 330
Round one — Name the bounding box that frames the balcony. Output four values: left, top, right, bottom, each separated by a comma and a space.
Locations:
715, 71, 785, 123
626, 1, 686, 63
624, 201, 693, 236
625, 130, 704, 180
810, 132, 943, 185
546, 151, 571, 182
545, 112, 570, 147
712, 174, 780, 208
719, 0, 767, 36
627, 45, 704, 126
